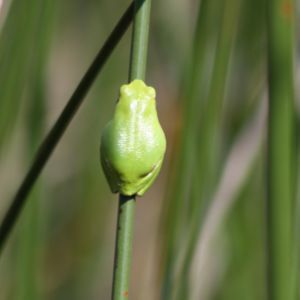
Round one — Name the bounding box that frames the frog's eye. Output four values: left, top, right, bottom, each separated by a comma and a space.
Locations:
147, 87, 155, 99
120, 85, 133, 98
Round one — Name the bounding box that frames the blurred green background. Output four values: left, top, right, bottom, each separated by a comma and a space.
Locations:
0, 0, 298, 299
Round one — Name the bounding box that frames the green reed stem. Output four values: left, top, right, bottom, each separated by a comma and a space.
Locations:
111, 1, 151, 299
111, 196, 136, 300
266, 0, 295, 299
0, 3, 134, 255
128, 0, 151, 80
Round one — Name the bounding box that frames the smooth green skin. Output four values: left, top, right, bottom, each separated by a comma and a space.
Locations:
100, 79, 166, 196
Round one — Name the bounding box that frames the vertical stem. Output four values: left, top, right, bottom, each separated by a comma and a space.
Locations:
112, 196, 136, 300
128, 0, 151, 80
111, 0, 151, 299
266, 0, 295, 299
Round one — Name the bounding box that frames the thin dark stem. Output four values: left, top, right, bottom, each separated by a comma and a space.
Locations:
111, 0, 152, 299
0, 3, 134, 254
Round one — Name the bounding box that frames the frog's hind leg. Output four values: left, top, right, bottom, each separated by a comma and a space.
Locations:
136, 159, 163, 196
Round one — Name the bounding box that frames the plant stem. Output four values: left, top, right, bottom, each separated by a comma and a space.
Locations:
111, 196, 136, 300
0, 3, 134, 255
128, 0, 151, 80
266, 0, 295, 299
111, 1, 151, 299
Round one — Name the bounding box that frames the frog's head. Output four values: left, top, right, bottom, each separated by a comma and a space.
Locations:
120, 79, 155, 101
117, 80, 156, 117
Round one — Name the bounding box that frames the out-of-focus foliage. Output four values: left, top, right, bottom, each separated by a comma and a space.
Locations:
0, 0, 44, 151
0, 0, 298, 299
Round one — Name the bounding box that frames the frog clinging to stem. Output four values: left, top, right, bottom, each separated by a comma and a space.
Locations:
100, 79, 166, 196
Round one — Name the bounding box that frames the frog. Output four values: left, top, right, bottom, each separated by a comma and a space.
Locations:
100, 79, 166, 196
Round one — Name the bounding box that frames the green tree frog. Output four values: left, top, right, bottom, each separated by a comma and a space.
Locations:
100, 79, 166, 196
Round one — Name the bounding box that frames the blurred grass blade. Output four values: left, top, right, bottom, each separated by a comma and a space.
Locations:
160, 1, 214, 298
0, 2, 134, 255
191, 100, 266, 299
16, 1, 57, 299
176, 0, 241, 298
266, 0, 295, 299
292, 141, 300, 299
292, 102, 300, 298
0, 0, 42, 152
